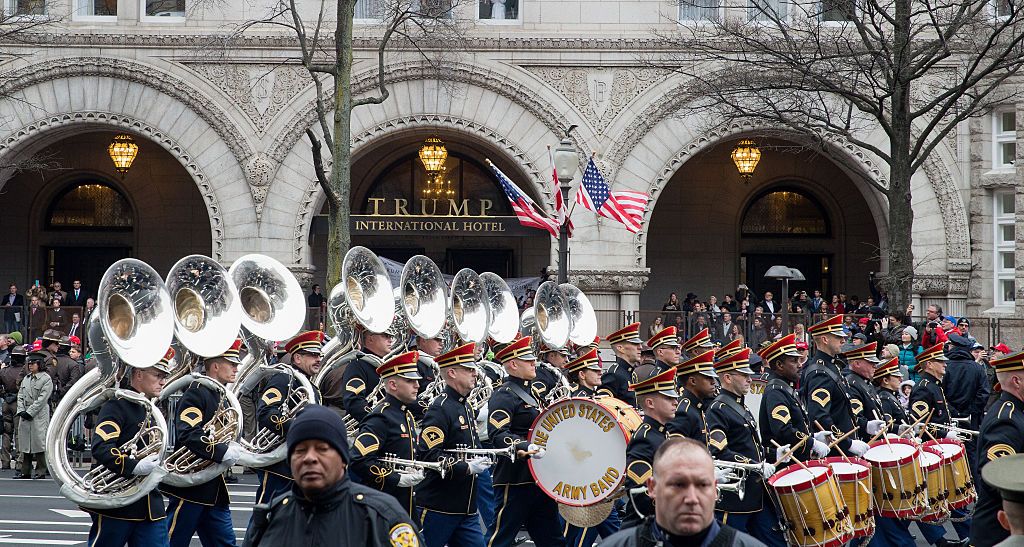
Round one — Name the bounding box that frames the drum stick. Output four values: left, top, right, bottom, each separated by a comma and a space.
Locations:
898, 410, 931, 440
770, 438, 809, 467
826, 427, 858, 450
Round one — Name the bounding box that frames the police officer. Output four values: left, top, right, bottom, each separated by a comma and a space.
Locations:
485, 336, 563, 547
415, 342, 491, 547
39, 329, 61, 390
972, 350, 1024, 547
350, 350, 424, 515
161, 343, 244, 547
598, 323, 643, 407
666, 349, 716, 443
330, 330, 393, 422
648, 326, 682, 374
251, 330, 324, 509
680, 327, 715, 361
979, 455, 1024, 547
758, 334, 829, 463
0, 344, 25, 470
53, 336, 82, 400
800, 315, 868, 457
85, 351, 173, 547
623, 367, 678, 528
944, 333, 990, 432
705, 348, 781, 546
841, 341, 888, 439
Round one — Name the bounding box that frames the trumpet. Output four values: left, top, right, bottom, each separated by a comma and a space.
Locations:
379, 454, 448, 479
926, 422, 978, 441
717, 476, 747, 501
444, 444, 518, 462
714, 459, 769, 476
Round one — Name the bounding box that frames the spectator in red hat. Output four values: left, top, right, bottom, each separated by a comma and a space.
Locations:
986, 343, 1014, 410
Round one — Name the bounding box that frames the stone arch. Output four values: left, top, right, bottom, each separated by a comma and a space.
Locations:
0, 111, 226, 259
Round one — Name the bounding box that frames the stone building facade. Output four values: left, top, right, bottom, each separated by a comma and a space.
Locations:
0, 0, 1016, 337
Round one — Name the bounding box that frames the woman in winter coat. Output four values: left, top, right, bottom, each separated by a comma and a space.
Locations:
15, 353, 52, 479
898, 327, 922, 382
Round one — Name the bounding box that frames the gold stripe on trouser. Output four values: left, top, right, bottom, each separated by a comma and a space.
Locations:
256, 473, 270, 504
576, 527, 590, 547
486, 485, 512, 547
167, 499, 185, 539
90, 515, 103, 547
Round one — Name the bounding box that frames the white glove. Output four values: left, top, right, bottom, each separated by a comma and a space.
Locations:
813, 430, 834, 443
715, 467, 738, 483
467, 456, 492, 475
222, 442, 242, 466
897, 424, 912, 437
885, 433, 900, 440
527, 443, 546, 459
132, 454, 160, 476
812, 439, 829, 458
848, 440, 869, 456
397, 470, 425, 487
945, 429, 961, 441
866, 419, 887, 436
760, 462, 776, 477
775, 444, 792, 464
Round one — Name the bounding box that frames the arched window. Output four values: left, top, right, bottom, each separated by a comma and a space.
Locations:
741, 187, 829, 236
47, 182, 133, 229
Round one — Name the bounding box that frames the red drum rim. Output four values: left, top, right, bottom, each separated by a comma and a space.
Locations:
922, 438, 966, 464
817, 456, 871, 480
767, 462, 832, 494
877, 506, 926, 519
920, 447, 945, 471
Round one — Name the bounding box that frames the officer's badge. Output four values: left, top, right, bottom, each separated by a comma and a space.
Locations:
708, 429, 728, 451
261, 388, 282, 405
988, 443, 1017, 461
353, 432, 380, 456
422, 426, 445, 449
95, 420, 121, 441
771, 405, 791, 424
389, 523, 419, 547
850, 398, 863, 415
489, 409, 510, 429
346, 378, 366, 394
911, 401, 929, 418
180, 407, 204, 427
811, 388, 831, 407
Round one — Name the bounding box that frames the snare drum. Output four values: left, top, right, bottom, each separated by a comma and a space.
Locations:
923, 438, 976, 510
768, 463, 853, 547
917, 446, 950, 523
862, 438, 927, 519
821, 457, 874, 540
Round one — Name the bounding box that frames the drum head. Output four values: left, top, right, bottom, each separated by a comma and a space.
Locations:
864, 441, 916, 462
920, 450, 942, 467
772, 465, 828, 487
830, 461, 869, 477
528, 397, 629, 506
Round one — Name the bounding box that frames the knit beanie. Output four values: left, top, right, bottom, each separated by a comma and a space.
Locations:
903, 326, 918, 341
286, 404, 351, 464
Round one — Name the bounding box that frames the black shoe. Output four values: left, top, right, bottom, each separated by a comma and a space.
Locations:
937, 539, 968, 547
12, 472, 29, 479
225, 474, 238, 484
32, 473, 46, 479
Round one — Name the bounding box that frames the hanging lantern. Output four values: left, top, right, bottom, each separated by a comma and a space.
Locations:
418, 136, 448, 174
108, 134, 139, 177
731, 139, 761, 181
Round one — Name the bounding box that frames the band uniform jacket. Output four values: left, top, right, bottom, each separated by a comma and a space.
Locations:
351, 393, 418, 515
486, 377, 540, 486
651, 359, 674, 375
533, 363, 561, 404
16, 369, 51, 454
706, 391, 766, 513
909, 372, 951, 426
411, 354, 437, 421
666, 388, 709, 445
415, 385, 479, 515
571, 384, 597, 398
624, 415, 667, 523
843, 370, 884, 439
800, 350, 857, 453
878, 387, 911, 426
598, 357, 637, 408
340, 353, 383, 424
255, 369, 321, 479
243, 478, 423, 547
88, 395, 166, 521
160, 380, 232, 506
942, 348, 990, 429
973, 391, 1024, 547
758, 370, 814, 461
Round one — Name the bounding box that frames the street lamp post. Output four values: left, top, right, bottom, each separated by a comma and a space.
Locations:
552, 136, 579, 284
764, 265, 805, 336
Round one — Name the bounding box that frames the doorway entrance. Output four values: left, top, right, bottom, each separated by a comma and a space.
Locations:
43, 246, 132, 299
742, 253, 832, 304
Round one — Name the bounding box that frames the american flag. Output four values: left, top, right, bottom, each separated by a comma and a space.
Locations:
548, 146, 574, 234
575, 157, 649, 234
489, 160, 560, 237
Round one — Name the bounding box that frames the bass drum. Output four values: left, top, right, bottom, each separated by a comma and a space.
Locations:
594, 396, 643, 441
747, 372, 769, 427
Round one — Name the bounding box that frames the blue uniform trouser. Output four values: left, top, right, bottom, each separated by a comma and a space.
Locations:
88, 513, 169, 547
416, 507, 486, 547
488, 483, 566, 547
166, 496, 236, 547
867, 517, 916, 547
475, 468, 496, 538
918, 509, 971, 543
716, 504, 786, 547
563, 500, 622, 547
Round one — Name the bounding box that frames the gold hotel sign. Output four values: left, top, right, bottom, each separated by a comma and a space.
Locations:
353, 198, 537, 236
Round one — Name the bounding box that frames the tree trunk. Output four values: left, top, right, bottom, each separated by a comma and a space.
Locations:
326, 0, 357, 293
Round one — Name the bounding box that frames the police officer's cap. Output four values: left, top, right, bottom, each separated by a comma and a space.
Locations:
947, 333, 974, 348
981, 454, 1024, 504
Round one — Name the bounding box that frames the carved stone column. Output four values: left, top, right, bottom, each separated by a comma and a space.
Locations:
568, 269, 649, 336
288, 264, 317, 294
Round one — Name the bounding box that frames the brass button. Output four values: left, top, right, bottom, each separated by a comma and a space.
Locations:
356, 494, 364, 500
282, 498, 289, 505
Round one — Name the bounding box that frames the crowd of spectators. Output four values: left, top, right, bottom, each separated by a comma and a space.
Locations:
2, 280, 93, 343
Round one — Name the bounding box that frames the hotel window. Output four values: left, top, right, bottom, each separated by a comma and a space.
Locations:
142, 0, 184, 20
994, 108, 1017, 168
479, 0, 519, 20
994, 190, 1015, 306
749, 0, 787, 21
8, 0, 44, 14
355, 0, 383, 20
74, 0, 116, 19
679, 0, 719, 22
821, 0, 854, 21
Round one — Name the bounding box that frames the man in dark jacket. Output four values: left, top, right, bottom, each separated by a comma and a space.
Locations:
600, 437, 764, 547
943, 334, 991, 433
244, 404, 422, 547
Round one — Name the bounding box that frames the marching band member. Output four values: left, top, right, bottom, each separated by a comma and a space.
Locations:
841, 341, 888, 439
414, 342, 492, 547
680, 327, 715, 361
666, 349, 716, 444
623, 368, 678, 528
485, 336, 563, 547
534, 344, 570, 402
873, 357, 910, 427
800, 315, 868, 457
598, 323, 643, 407
331, 330, 393, 422
85, 350, 173, 547
251, 331, 324, 509
757, 334, 828, 462
350, 350, 424, 516
161, 343, 244, 547
705, 348, 781, 546
715, 339, 743, 361
973, 350, 1024, 547
412, 334, 444, 420
563, 348, 622, 547
648, 326, 681, 374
